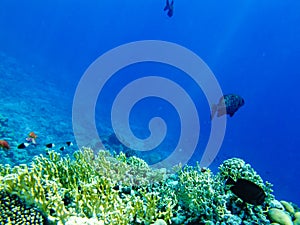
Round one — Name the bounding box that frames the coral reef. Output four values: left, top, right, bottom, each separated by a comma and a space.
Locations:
218, 157, 274, 203
0, 148, 172, 224
0, 148, 298, 225
217, 158, 274, 224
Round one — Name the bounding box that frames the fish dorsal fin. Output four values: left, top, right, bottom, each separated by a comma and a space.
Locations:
225, 177, 236, 185
210, 104, 218, 120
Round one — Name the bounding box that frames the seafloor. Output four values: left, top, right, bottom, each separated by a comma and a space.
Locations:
0, 52, 75, 166
0, 53, 299, 225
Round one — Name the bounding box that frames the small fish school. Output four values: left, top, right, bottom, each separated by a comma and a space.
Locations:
0, 131, 74, 152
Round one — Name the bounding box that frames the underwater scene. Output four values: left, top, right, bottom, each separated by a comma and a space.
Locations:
0, 0, 300, 224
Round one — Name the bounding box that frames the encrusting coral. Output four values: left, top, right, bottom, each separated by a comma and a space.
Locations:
0, 148, 298, 225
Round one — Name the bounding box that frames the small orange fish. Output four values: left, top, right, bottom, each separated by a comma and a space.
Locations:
0, 140, 10, 150
28, 132, 38, 139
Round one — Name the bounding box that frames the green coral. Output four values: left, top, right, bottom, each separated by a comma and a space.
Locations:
176, 165, 228, 224
218, 158, 262, 181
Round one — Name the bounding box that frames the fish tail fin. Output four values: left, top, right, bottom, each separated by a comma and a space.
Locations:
167, 10, 173, 17
210, 104, 217, 120
164, 0, 169, 11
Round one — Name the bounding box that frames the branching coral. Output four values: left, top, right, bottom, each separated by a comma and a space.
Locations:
175, 165, 228, 224
0, 148, 174, 225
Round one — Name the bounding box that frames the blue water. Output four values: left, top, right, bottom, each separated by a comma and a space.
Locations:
0, 0, 299, 206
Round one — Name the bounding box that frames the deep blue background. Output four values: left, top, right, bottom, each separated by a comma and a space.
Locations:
0, 0, 299, 204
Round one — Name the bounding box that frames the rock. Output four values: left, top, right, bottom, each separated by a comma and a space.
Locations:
152, 219, 167, 225
294, 219, 300, 225
171, 214, 186, 224
280, 200, 295, 214
294, 212, 300, 225
65, 216, 104, 225
268, 208, 293, 225
294, 211, 300, 219
270, 199, 285, 210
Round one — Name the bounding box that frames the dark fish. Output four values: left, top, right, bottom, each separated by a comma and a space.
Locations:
164, 0, 174, 17
66, 141, 73, 146
60, 142, 73, 151
17, 143, 30, 149
45, 143, 55, 148
211, 94, 244, 119
226, 177, 266, 205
